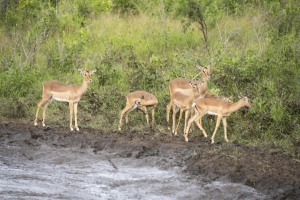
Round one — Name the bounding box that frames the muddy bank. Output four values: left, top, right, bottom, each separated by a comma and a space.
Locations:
0, 122, 299, 199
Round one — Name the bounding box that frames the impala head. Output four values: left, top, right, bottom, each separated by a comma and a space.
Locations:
196, 64, 211, 80
134, 95, 145, 108
78, 69, 97, 83
238, 95, 253, 108
189, 80, 204, 96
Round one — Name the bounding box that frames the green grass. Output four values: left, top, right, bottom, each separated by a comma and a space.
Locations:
0, 1, 299, 158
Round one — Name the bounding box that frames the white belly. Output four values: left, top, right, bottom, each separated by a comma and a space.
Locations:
207, 111, 218, 115
52, 92, 70, 102
52, 96, 69, 102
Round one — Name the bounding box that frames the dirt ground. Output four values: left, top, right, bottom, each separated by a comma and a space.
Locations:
0, 121, 299, 199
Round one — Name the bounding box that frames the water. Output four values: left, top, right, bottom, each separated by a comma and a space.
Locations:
0, 145, 266, 200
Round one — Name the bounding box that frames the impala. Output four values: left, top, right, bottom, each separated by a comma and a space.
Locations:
204, 95, 233, 124
171, 81, 204, 135
34, 69, 97, 131
184, 96, 253, 144
166, 64, 211, 130
118, 90, 158, 131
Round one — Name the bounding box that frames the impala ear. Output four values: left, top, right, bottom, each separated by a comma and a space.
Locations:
78, 69, 85, 74
90, 69, 97, 75
195, 65, 203, 71
238, 95, 248, 101
141, 95, 145, 100
189, 80, 199, 87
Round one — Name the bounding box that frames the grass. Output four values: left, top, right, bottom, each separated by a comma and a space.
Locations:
0, 2, 299, 159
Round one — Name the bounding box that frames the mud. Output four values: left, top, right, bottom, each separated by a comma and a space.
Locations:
0, 122, 299, 199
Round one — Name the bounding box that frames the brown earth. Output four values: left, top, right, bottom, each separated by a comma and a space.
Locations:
0, 121, 299, 199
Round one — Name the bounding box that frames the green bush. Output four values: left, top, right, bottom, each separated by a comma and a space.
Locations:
0, 0, 299, 157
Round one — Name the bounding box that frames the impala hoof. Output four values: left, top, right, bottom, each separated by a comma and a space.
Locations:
184, 136, 189, 142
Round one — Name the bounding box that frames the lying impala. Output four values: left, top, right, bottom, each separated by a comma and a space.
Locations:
166, 64, 211, 131
34, 69, 97, 131
171, 80, 204, 135
118, 90, 158, 131
184, 95, 253, 144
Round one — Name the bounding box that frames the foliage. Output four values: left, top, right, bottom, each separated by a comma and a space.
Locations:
0, 0, 299, 157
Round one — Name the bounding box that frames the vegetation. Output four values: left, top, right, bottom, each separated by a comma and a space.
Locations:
0, 0, 299, 157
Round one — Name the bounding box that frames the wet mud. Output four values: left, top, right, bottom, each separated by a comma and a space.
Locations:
0, 122, 299, 199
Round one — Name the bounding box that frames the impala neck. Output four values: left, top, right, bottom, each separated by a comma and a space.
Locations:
198, 80, 208, 97
76, 79, 89, 96
227, 99, 245, 113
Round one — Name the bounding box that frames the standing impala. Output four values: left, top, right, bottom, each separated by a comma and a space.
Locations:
34, 69, 97, 131
118, 90, 158, 131
171, 80, 204, 135
184, 96, 253, 144
166, 64, 211, 131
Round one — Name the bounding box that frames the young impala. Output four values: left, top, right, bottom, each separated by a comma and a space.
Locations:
34, 69, 96, 131
184, 95, 253, 144
171, 80, 203, 135
166, 64, 211, 130
118, 90, 158, 131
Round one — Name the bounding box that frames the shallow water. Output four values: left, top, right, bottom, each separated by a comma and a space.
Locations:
0, 144, 265, 200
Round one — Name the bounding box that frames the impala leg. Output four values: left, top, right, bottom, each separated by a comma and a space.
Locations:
34, 98, 49, 126
211, 115, 223, 144
150, 106, 156, 129
183, 110, 190, 135
194, 113, 208, 138
42, 98, 53, 127
222, 117, 228, 142
175, 109, 183, 135
139, 106, 150, 128
74, 102, 79, 131
184, 109, 199, 142
189, 108, 195, 132
172, 105, 179, 134
69, 101, 74, 131
166, 100, 172, 130
125, 105, 139, 130
118, 105, 132, 131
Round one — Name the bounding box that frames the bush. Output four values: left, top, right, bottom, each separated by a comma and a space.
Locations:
0, 0, 299, 157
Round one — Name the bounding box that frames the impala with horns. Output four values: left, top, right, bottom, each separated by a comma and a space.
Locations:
118, 90, 158, 131
166, 64, 211, 130
184, 95, 253, 144
34, 69, 97, 131
171, 80, 204, 135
